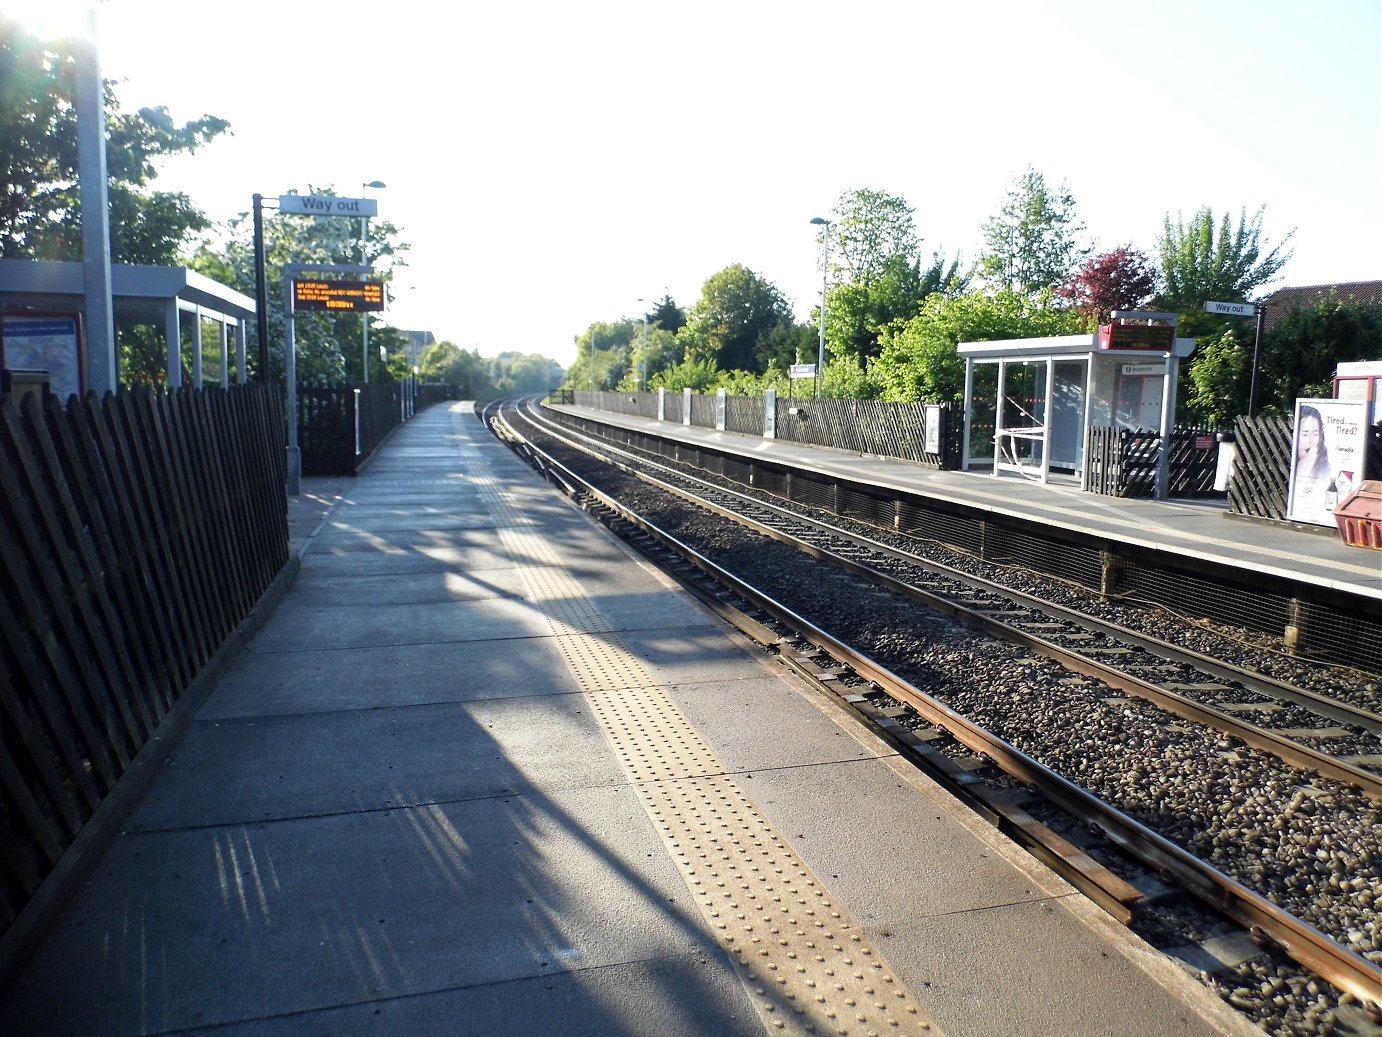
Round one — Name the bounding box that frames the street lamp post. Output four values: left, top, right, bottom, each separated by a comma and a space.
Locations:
637, 297, 650, 391
361, 180, 386, 383
809, 217, 831, 399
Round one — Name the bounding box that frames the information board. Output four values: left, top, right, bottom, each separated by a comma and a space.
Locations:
0, 314, 83, 399
1097, 323, 1176, 350
292, 279, 385, 312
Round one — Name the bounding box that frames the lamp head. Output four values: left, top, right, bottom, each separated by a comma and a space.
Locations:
364, 180, 386, 189
810, 216, 829, 226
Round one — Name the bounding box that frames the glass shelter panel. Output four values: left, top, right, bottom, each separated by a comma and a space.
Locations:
1050, 360, 1087, 471
998, 360, 1047, 471
967, 362, 998, 465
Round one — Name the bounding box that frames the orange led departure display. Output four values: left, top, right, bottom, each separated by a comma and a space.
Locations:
292, 279, 385, 312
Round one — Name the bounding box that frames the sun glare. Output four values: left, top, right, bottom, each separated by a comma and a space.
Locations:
9, 0, 99, 41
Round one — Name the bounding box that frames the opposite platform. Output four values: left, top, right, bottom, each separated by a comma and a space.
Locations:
0, 402, 1257, 1037
548, 403, 1381, 600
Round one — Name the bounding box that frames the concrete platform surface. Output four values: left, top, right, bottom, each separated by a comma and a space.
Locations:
0, 402, 1260, 1037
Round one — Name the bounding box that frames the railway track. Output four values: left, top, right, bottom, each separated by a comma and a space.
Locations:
485, 398, 1382, 1035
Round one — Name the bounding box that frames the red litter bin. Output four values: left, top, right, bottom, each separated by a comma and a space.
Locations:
1333, 480, 1382, 550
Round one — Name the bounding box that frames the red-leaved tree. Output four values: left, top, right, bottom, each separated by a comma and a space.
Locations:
1055, 246, 1157, 322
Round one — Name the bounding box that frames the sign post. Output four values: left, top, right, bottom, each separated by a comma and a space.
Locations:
1205, 300, 1266, 415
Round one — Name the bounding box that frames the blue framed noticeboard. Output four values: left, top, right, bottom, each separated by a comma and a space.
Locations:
0, 313, 84, 400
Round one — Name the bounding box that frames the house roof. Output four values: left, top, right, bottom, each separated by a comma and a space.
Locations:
1260, 280, 1382, 336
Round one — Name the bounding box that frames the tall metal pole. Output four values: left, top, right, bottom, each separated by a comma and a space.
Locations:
810, 218, 831, 399
1247, 303, 1266, 416
360, 214, 370, 384
283, 268, 301, 494
252, 193, 269, 379
77, 7, 116, 393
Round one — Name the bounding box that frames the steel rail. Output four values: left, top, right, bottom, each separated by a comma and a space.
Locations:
493, 404, 1382, 1012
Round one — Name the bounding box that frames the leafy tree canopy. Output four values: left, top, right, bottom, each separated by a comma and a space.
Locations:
1054, 245, 1156, 326
1184, 327, 1250, 429
1260, 292, 1382, 411
1154, 205, 1293, 336
683, 264, 794, 373
0, 20, 229, 263
829, 187, 920, 284
819, 188, 967, 365
876, 290, 1087, 404
978, 167, 1088, 298
644, 294, 686, 335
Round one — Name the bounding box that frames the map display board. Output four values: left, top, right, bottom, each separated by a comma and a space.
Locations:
0, 314, 83, 400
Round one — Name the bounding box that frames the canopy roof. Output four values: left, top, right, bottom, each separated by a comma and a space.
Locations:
0, 259, 255, 325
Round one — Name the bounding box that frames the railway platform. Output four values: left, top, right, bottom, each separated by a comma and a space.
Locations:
547, 404, 1381, 601
0, 401, 1260, 1037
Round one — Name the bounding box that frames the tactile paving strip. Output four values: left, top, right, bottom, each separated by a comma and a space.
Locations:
477, 472, 943, 1034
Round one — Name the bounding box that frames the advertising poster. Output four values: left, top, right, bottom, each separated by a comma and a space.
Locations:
0, 314, 83, 400
1286, 398, 1369, 527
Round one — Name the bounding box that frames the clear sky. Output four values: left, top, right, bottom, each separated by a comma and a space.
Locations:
17, 0, 1382, 367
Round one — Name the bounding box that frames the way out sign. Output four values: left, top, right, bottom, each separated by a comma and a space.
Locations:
279, 194, 378, 217
1205, 300, 1256, 317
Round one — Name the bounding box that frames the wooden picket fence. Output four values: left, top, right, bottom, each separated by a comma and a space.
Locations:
1085, 426, 1221, 497
0, 385, 288, 937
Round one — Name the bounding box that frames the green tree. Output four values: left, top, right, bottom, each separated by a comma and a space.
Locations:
831, 187, 920, 283
875, 290, 1087, 403
1260, 293, 1382, 411
646, 294, 686, 335
491, 352, 564, 394
682, 264, 794, 373
418, 341, 493, 397
0, 22, 229, 263
652, 356, 720, 392
978, 167, 1088, 298
1154, 206, 1293, 336
821, 354, 885, 400
818, 188, 967, 365
568, 319, 636, 390
1184, 327, 1250, 428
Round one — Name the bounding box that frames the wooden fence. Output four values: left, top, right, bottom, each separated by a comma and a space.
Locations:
1085, 426, 1222, 498
1229, 415, 1382, 521
570, 389, 959, 469
1227, 416, 1294, 520
0, 385, 288, 939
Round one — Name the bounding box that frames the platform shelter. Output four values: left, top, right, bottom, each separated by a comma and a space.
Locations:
0, 259, 255, 395
958, 311, 1196, 493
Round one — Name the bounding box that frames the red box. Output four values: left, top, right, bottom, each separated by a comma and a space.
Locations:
1334, 480, 1382, 550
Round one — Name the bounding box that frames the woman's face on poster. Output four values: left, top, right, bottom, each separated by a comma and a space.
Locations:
1298, 414, 1323, 458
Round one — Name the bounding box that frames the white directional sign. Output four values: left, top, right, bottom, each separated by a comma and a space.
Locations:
278, 194, 378, 217
1205, 300, 1256, 317
789, 363, 817, 378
